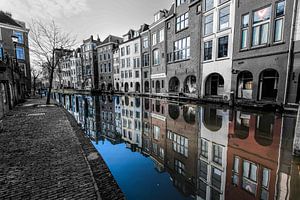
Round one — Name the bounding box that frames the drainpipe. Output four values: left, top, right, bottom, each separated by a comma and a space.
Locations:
283, 0, 298, 105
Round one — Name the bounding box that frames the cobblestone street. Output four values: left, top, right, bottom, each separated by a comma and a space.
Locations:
0, 98, 102, 200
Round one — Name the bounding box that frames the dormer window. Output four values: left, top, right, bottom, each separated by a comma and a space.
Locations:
154, 13, 160, 22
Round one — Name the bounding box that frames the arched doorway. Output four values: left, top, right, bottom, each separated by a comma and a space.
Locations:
169, 77, 180, 93
183, 106, 196, 124
124, 82, 129, 93
205, 73, 224, 96
237, 71, 253, 99
155, 81, 160, 93
259, 69, 279, 101
184, 75, 197, 93
203, 107, 222, 132
144, 81, 150, 93
116, 83, 120, 91
101, 83, 106, 91
168, 104, 180, 120
107, 83, 113, 91
135, 82, 140, 93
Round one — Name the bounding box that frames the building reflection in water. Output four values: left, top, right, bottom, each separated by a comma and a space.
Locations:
53, 93, 300, 200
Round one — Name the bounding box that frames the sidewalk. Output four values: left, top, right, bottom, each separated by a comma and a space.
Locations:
0, 98, 122, 200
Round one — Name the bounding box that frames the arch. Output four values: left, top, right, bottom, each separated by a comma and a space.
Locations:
107, 83, 113, 91
203, 107, 222, 132
101, 83, 106, 91
184, 75, 197, 93
144, 98, 150, 110
155, 100, 160, 112
135, 98, 140, 108
255, 114, 274, 146
116, 83, 120, 91
125, 96, 129, 106
168, 104, 180, 120
258, 69, 279, 101
169, 77, 180, 93
135, 82, 141, 93
183, 106, 196, 124
116, 96, 120, 105
124, 82, 129, 93
155, 80, 160, 93
237, 71, 253, 99
234, 111, 250, 139
144, 81, 150, 93
205, 73, 224, 96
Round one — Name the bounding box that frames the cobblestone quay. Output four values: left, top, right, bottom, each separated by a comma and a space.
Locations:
0, 98, 124, 200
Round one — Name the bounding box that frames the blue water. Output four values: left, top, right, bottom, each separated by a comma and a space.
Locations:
92, 140, 193, 200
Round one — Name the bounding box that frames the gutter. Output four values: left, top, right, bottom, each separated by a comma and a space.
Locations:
283, 0, 298, 104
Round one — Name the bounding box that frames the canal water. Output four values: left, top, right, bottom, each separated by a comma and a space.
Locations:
53, 94, 300, 200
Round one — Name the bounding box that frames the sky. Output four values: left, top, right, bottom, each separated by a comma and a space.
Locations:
0, 0, 174, 43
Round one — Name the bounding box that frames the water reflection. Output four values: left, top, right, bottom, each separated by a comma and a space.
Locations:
53, 93, 300, 200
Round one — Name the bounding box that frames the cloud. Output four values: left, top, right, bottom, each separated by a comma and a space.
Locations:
0, 0, 90, 22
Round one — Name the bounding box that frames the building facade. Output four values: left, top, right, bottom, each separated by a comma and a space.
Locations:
97, 35, 122, 92
231, 0, 293, 104
119, 30, 142, 93
0, 11, 31, 117
201, 0, 235, 100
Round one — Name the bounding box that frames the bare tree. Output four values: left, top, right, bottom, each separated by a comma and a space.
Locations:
31, 68, 41, 95
29, 19, 76, 104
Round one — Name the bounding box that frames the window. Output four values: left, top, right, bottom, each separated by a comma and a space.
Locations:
153, 125, 160, 140
204, 0, 214, 11
176, 12, 189, 31
212, 167, 222, 190
126, 58, 130, 67
274, 1, 285, 42
135, 71, 139, 78
121, 59, 125, 68
204, 41, 213, 61
121, 47, 125, 56
261, 168, 270, 200
242, 160, 257, 194
143, 37, 149, 48
168, 131, 189, 157
154, 13, 160, 22
144, 71, 148, 78
14, 31, 24, 44
201, 139, 208, 158
174, 37, 190, 61
175, 159, 185, 176
177, 0, 186, 6
232, 156, 239, 185
204, 14, 213, 35
218, 36, 228, 58
143, 53, 150, 67
241, 14, 249, 49
153, 49, 160, 65
213, 144, 223, 165
159, 29, 164, 43
219, 6, 230, 30
126, 46, 130, 55
219, 0, 229, 4
152, 33, 157, 46
199, 160, 208, 180
134, 43, 139, 53
252, 6, 271, 46
16, 47, 25, 60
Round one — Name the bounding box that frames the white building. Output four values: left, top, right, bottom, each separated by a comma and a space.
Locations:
201, 0, 236, 100
198, 106, 229, 200
121, 96, 142, 148
70, 50, 82, 89
113, 49, 121, 91
119, 29, 142, 93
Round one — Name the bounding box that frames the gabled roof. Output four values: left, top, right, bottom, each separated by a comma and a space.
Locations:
102, 35, 122, 44
0, 11, 22, 28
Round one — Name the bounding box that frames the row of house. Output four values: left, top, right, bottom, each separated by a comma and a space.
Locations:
0, 11, 31, 118
53, 93, 299, 200
54, 0, 300, 107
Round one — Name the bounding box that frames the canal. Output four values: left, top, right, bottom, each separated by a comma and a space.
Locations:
53, 94, 300, 200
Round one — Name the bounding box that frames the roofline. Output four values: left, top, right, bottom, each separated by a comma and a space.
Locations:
0, 22, 29, 33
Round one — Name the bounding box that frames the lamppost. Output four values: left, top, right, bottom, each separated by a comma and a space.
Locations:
11, 35, 18, 104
